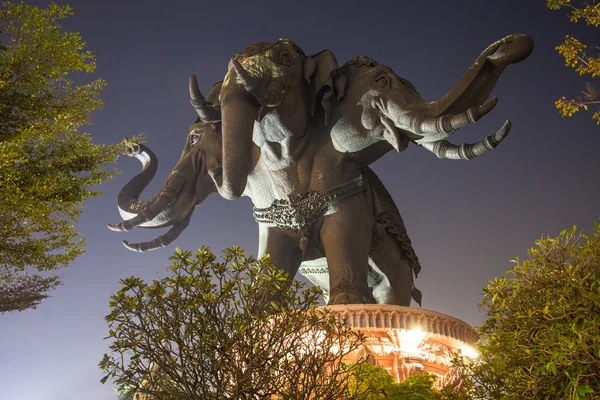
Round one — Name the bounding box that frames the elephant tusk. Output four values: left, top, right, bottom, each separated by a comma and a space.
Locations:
107, 223, 127, 232
107, 176, 184, 231
409, 97, 498, 142
122, 214, 193, 252
231, 59, 261, 92
230, 58, 286, 107
189, 74, 221, 122
419, 120, 511, 160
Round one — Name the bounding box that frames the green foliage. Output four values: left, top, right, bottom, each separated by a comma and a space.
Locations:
0, 2, 134, 312
346, 362, 449, 400
100, 246, 368, 399
346, 363, 396, 399
547, 0, 600, 123
114, 384, 136, 400
391, 373, 445, 400
454, 223, 600, 399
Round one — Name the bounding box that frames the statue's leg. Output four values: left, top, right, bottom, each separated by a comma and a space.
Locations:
257, 224, 303, 279
320, 194, 376, 305
369, 227, 414, 306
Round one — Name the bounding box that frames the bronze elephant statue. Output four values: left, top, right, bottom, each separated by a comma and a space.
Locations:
109, 35, 533, 306
110, 105, 422, 305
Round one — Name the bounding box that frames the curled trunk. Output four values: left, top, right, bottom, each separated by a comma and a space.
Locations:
424, 34, 533, 117
115, 144, 161, 221
109, 144, 191, 231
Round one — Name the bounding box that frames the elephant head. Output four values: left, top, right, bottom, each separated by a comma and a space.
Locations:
193, 38, 341, 200
331, 34, 534, 159
107, 83, 223, 252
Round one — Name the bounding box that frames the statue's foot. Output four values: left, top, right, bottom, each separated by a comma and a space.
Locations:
328, 290, 376, 305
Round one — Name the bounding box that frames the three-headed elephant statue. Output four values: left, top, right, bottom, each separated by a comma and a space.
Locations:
109, 34, 533, 306
109, 110, 423, 305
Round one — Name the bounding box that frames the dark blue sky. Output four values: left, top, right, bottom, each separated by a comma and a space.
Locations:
1, 1, 599, 399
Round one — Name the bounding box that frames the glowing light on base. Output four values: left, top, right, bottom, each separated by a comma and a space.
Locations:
325, 304, 479, 387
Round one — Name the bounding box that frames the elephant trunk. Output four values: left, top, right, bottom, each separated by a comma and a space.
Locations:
424, 34, 533, 117
218, 85, 259, 199
115, 144, 161, 221
217, 58, 285, 200
109, 145, 192, 231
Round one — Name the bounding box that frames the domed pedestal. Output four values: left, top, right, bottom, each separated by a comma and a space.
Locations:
326, 304, 478, 387
133, 304, 478, 399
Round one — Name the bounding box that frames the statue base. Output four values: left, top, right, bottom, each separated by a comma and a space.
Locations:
132, 304, 478, 399
325, 304, 478, 387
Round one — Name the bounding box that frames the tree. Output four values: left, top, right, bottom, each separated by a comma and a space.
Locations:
0, 2, 130, 313
547, 0, 600, 123
346, 362, 449, 400
99, 246, 368, 400
454, 224, 600, 399
346, 362, 397, 400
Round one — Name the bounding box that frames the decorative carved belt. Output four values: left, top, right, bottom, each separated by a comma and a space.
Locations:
253, 176, 365, 238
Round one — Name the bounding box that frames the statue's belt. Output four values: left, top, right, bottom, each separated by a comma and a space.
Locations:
253, 176, 365, 238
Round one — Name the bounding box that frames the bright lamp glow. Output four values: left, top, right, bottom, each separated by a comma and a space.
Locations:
461, 345, 479, 359
399, 327, 427, 356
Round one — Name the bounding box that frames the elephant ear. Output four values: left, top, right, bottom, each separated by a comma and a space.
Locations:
305, 50, 346, 125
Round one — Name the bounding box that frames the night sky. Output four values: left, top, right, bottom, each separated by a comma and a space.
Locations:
1, 1, 599, 399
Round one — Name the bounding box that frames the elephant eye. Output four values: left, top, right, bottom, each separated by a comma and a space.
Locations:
280, 52, 292, 65
189, 131, 202, 145
375, 76, 389, 88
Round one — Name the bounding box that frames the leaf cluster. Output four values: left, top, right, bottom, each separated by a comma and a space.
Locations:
547, 0, 600, 123
548, 0, 600, 26
453, 224, 600, 399
0, 2, 135, 312
346, 363, 450, 400
100, 246, 367, 400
